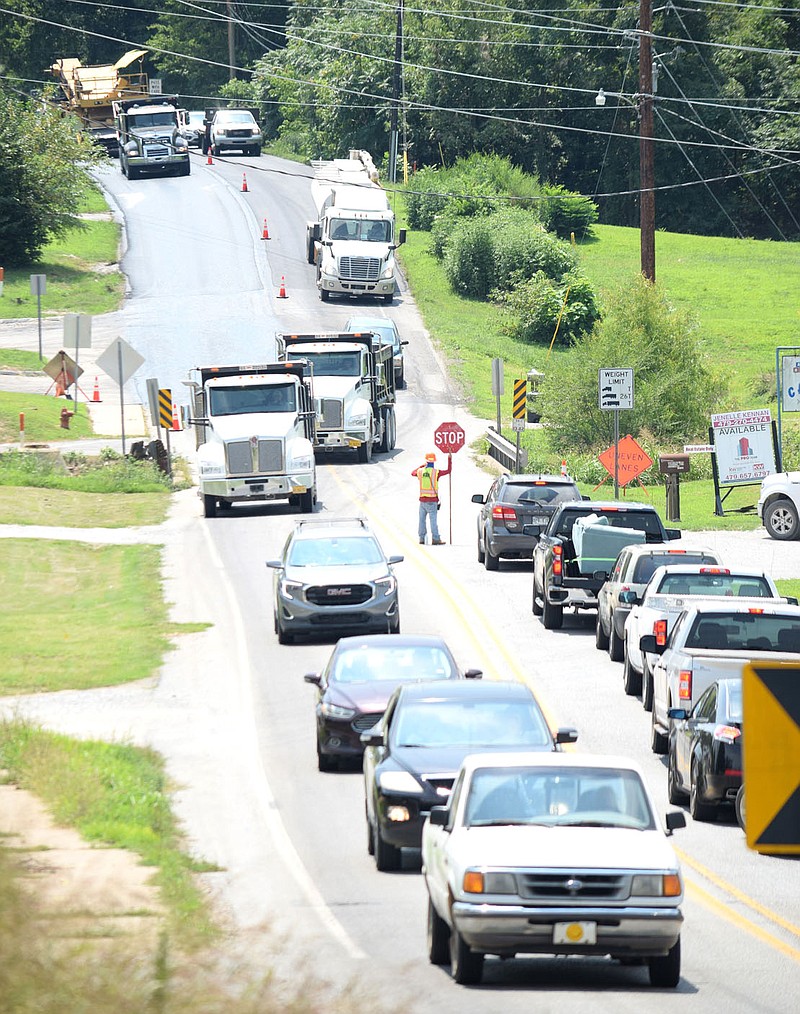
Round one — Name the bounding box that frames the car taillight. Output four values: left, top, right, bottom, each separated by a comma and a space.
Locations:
679, 670, 692, 701
714, 725, 741, 744
748, 608, 764, 615
491, 505, 517, 522
654, 618, 668, 646
553, 544, 563, 578
700, 567, 730, 574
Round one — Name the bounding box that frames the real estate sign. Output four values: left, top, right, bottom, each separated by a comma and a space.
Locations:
711, 408, 776, 485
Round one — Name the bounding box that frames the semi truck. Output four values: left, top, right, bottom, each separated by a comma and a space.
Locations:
186, 361, 317, 518
306, 150, 405, 303
113, 95, 190, 179
275, 332, 396, 463
49, 49, 150, 155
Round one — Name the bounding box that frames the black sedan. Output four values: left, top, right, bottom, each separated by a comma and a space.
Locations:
472, 474, 581, 571
304, 634, 482, 771
362, 680, 578, 871
667, 678, 743, 821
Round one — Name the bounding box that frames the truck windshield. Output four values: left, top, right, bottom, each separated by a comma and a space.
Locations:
330, 219, 389, 243
557, 509, 664, 539
686, 613, 800, 652
658, 573, 772, 596
209, 384, 296, 416
300, 351, 361, 377
129, 112, 176, 128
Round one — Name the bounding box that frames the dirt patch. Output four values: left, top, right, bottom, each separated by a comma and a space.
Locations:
0, 781, 165, 945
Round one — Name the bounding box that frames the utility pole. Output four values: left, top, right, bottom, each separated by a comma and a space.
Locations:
388, 0, 404, 184
639, 0, 655, 282
226, 0, 236, 79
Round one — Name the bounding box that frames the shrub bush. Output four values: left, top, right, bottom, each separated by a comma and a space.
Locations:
443, 219, 497, 298
491, 210, 578, 292
538, 184, 599, 239
500, 272, 601, 346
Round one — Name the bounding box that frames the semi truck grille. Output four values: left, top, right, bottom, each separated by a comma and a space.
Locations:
225, 439, 284, 475
340, 256, 381, 282
518, 872, 627, 901
306, 584, 372, 606
318, 399, 343, 429
143, 143, 170, 157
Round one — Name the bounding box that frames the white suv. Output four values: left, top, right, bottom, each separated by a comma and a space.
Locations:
210, 109, 262, 156
758, 472, 800, 540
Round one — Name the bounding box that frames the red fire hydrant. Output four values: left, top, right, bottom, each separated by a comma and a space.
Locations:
60, 408, 74, 430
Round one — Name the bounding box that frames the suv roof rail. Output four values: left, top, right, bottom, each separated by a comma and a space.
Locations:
295, 516, 368, 529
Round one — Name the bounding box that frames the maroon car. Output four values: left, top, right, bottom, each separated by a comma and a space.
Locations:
304, 634, 482, 771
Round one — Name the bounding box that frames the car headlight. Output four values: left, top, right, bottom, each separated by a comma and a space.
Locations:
279, 579, 305, 601
175, 140, 188, 152
348, 413, 369, 428
216, 128, 227, 136
631, 873, 682, 897
288, 455, 314, 471
378, 770, 424, 794
462, 870, 517, 895
320, 702, 356, 720
124, 141, 138, 155
199, 462, 225, 476
251, 127, 259, 135
374, 575, 396, 597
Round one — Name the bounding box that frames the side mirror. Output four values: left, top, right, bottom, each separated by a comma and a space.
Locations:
428, 805, 448, 827
303, 672, 322, 687
668, 707, 688, 720
463, 668, 483, 680
265, 560, 282, 569
400, 340, 409, 347
397, 228, 406, 246
619, 590, 639, 605
360, 729, 384, 747
785, 596, 798, 606
555, 727, 579, 745
665, 811, 687, 835
592, 570, 609, 582
582, 495, 591, 501
522, 524, 542, 537
640, 634, 665, 655
666, 529, 682, 540
387, 555, 404, 565
471, 493, 486, 504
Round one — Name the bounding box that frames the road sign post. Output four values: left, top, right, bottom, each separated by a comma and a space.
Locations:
512, 378, 526, 472
63, 314, 92, 414
96, 337, 145, 454
434, 422, 466, 545
491, 358, 504, 433
599, 368, 634, 499
30, 274, 46, 362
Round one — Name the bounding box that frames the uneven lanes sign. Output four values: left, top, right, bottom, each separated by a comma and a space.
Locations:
742, 662, 800, 854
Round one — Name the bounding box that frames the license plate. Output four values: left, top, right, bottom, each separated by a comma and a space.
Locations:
531, 516, 549, 525
250, 484, 265, 493
553, 921, 596, 945
290, 485, 307, 494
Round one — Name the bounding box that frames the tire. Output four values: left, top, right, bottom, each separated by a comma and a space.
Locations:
477, 530, 486, 565
542, 594, 563, 630
649, 938, 680, 988
427, 897, 450, 965
298, 488, 314, 513
397, 367, 405, 389
177, 162, 190, 177
127, 165, 140, 181
449, 926, 484, 985
650, 705, 668, 755
735, 785, 746, 831
277, 618, 294, 645
202, 494, 217, 518
608, 619, 624, 662
320, 288, 330, 302
389, 609, 400, 634
483, 535, 500, 571
374, 824, 401, 872
689, 760, 715, 822
595, 612, 609, 650
383, 293, 393, 304
764, 498, 800, 540
366, 809, 375, 855
622, 646, 642, 696
212, 144, 221, 157
642, 659, 654, 712
378, 409, 391, 454
357, 437, 373, 464
253, 145, 262, 157
316, 743, 336, 772
532, 573, 543, 616
307, 236, 316, 265
667, 742, 688, 804
388, 408, 397, 450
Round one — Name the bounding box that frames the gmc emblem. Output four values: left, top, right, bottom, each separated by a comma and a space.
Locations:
326, 587, 352, 597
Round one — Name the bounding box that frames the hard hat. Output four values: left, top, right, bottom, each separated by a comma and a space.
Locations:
425, 452, 436, 462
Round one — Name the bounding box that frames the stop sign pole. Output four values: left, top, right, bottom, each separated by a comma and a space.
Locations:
434, 422, 466, 544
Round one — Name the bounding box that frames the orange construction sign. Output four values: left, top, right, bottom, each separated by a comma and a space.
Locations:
598, 434, 653, 487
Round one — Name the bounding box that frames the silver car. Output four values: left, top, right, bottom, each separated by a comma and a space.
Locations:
266, 517, 403, 644
210, 108, 262, 156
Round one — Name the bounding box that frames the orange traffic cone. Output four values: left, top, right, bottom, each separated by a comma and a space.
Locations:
92, 377, 102, 403
262, 218, 270, 240
207, 150, 213, 165
278, 275, 287, 298
241, 173, 248, 192
172, 403, 181, 431
561, 459, 568, 477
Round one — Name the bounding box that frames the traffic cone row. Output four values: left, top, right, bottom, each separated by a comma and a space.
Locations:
262, 218, 270, 240
207, 150, 213, 165
92, 377, 102, 403
561, 459, 568, 477
278, 275, 287, 299
241, 173, 248, 192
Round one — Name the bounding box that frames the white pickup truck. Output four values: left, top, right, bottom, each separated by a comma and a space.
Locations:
641, 602, 800, 754
622, 565, 784, 705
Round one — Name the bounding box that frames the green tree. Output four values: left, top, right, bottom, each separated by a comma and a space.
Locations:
0, 88, 102, 265
537, 276, 726, 451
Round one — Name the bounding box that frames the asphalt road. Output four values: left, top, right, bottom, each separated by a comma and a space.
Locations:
3, 150, 799, 1012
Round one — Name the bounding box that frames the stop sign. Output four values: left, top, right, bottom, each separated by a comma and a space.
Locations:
434, 421, 466, 454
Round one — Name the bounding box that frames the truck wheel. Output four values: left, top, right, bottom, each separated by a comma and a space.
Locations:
449, 927, 484, 985
357, 438, 372, 464
212, 144, 221, 157
649, 938, 680, 988
202, 494, 217, 518
374, 825, 400, 872
764, 498, 800, 540
427, 897, 450, 965
388, 408, 397, 450
595, 612, 609, 650
379, 409, 391, 454
306, 235, 316, 265
642, 659, 654, 711
252, 145, 262, 157
608, 620, 624, 662
383, 293, 393, 305
298, 488, 314, 513
127, 166, 140, 181
320, 289, 330, 302
532, 574, 543, 616
542, 595, 563, 630
650, 705, 668, 755
622, 646, 642, 696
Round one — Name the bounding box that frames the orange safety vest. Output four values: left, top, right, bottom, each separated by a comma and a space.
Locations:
417, 465, 439, 500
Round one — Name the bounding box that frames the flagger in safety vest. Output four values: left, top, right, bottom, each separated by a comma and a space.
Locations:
411, 452, 451, 545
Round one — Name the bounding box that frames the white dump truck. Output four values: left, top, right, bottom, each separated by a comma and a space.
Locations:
275, 332, 396, 463
306, 150, 405, 303
186, 361, 317, 518
113, 94, 190, 179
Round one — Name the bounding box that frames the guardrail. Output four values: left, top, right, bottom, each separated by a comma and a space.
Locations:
486, 426, 528, 472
